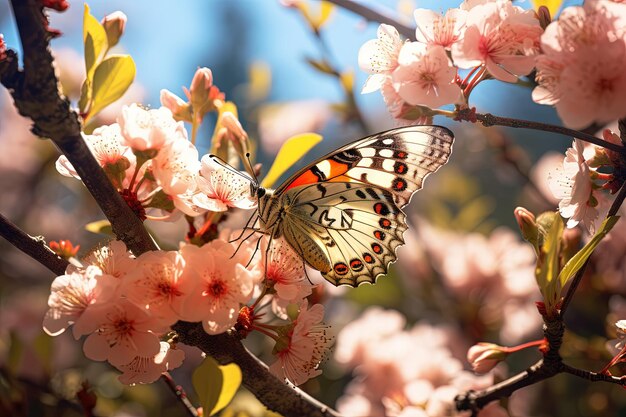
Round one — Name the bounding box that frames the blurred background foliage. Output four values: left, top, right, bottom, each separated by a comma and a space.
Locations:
1, 1, 625, 417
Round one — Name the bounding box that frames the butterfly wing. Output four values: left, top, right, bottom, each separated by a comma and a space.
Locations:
283, 182, 408, 286
272, 126, 454, 286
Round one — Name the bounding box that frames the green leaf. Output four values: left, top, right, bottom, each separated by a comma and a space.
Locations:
192, 356, 242, 417
535, 212, 563, 310
83, 4, 108, 80
85, 220, 113, 236
260, 133, 323, 188
88, 55, 136, 121
558, 216, 620, 287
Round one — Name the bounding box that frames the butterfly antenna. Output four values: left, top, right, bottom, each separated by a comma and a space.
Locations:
244, 152, 259, 185
229, 209, 259, 244
209, 154, 255, 183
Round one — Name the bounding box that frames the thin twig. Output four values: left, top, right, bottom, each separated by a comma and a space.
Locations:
471, 112, 625, 154
324, 0, 415, 39
0, 212, 69, 275
160, 373, 199, 417
561, 363, 626, 385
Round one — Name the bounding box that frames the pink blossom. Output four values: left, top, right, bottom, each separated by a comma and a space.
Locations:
533, 0, 626, 128
358, 24, 403, 93
121, 250, 188, 327
116, 341, 185, 385
56, 124, 134, 182
380, 79, 432, 125
261, 237, 312, 318
392, 42, 461, 108
269, 303, 333, 385
77, 299, 162, 367
150, 137, 203, 217
548, 140, 603, 233
414, 8, 467, 49
452, 0, 543, 82
193, 155, 256, 212
79, 240, 137, 281
43, 266, 118, 337
118, 104, 186, 152
178, 240, 255, 335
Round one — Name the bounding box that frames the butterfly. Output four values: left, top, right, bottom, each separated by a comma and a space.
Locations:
251, 125, 454, 287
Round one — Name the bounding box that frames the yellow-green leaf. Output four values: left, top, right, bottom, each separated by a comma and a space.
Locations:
261, 133, 323, 188
558, 216, 619, 287
531, 0, 563, 17
85, 219, 113, 236
83, 4, 108, 80
317, 1, 334, 29
87, 55, 136, 121
192, 356, 242, 417
535, 212, 563, 311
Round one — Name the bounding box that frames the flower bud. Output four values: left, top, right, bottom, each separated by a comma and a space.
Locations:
160, 89, 192, 122
49, 239, 80, 259
101, 11, 127, 48
467, 342, 508, 374
537, 6, 551, 30
189, 67, 213, 107
514, 207, 538, 248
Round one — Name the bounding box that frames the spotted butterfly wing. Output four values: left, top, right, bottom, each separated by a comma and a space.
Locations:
257, 126, 454, 287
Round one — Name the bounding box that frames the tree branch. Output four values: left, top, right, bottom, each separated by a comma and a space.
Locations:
172, 322, 340, 417
324, 0, 415, 39
468, 111, 626, 154
0, 212, 69, 276
561, 363, 626, 386
0, 0, 156, 256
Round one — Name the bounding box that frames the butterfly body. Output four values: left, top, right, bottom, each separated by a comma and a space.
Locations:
256, 126, 454, 287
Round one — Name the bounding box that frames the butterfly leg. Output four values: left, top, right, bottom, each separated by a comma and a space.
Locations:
228, 209, 259, 244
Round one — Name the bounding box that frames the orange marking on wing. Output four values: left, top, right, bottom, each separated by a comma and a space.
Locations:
327, 160, 350, 178
285, 170, 320, 191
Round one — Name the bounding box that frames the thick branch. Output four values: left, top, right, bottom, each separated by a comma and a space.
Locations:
172, 321, 340, 417
0, 212, 69, 275
0, 0, 156, 255
325, 0, 415, 39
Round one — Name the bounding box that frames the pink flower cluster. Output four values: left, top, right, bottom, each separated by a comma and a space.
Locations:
334, 308, 514, 417
359, 0, 542, 123
361, 0, 626, 129
533, 0, 626, 128
43, 237, 330, 385
57, 94, 253, 222
548, 131, 624, 234
404, 220, 541, 344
